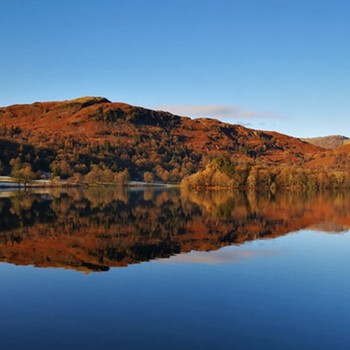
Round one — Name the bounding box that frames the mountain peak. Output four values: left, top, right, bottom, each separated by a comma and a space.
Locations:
64, 96, 111, 107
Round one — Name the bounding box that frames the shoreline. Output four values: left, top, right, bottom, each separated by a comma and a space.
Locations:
0, 178, 180, 189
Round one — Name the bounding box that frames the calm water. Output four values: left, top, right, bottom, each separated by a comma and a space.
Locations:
0, 188, 349, 349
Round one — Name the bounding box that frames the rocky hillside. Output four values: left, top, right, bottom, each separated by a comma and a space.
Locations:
0, 96, 322, 182
305, 141, 350, 170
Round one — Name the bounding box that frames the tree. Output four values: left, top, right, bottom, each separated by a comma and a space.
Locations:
143, 172, 154, 183
114, 169, 130, 184
11, 162, 35, 188
69, 172, 84, 184
21, 164, 36, 187
50, 159, 73, 179
246, 168, 257, 189
11, 162, 22, 181
101, 168, 114, 183
84, 165, 102, 184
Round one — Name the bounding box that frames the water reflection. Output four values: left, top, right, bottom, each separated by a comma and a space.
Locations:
0, 188, 349, 272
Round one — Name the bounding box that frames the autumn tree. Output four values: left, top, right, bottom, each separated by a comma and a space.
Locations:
69, 172, 84, 184
102, 168, 114, 183
114, 169, 130, 184
11, 162, 36, 187
50, 159, 73, 179
143, 172, 154, 183
84, 165, 102, 184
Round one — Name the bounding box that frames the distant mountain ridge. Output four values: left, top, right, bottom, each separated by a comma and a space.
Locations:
301, 135, 349, 150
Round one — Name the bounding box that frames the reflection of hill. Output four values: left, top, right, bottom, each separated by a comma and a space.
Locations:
0, 188, 349, 272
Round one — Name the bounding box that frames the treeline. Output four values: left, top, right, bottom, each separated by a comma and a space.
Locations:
182, 157, 350, 190
0, 129, 200, 182
8, 160, 132, 186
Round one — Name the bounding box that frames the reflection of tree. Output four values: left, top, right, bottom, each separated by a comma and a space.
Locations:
0, 188, 349, 272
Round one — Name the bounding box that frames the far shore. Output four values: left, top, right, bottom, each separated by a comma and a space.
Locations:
0, 177, 179, 189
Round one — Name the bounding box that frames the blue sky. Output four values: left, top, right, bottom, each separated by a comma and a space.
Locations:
1, 0, 349, 137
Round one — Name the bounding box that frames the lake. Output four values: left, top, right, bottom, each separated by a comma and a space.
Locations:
0, 188, 349, 349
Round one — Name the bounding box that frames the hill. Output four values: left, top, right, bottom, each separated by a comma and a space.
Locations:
0, 96, 322, 184
301, 135, 349, 150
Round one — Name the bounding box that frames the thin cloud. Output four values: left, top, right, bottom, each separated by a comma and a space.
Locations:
155, 104, 282, 121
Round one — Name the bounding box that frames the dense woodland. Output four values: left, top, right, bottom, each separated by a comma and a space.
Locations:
0, 97, 349, 189
182, 157, 350, 190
